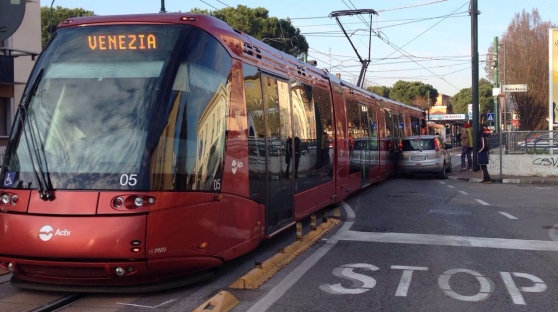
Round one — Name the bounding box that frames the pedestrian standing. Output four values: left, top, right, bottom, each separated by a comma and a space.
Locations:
478, 127, 492, 183
460, 123, 473, 171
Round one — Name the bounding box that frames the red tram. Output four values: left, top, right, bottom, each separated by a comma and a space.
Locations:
0, 13, 425, 292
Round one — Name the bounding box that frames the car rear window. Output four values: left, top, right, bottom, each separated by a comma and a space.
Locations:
402, 139, 434, 151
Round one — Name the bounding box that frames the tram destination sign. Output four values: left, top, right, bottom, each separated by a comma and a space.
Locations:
502, 84, 528, 93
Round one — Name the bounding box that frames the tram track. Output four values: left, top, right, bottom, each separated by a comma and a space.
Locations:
31, 293, 87, 312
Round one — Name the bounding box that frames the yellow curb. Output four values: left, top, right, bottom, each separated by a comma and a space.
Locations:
193, 291, 239, 312
0, 269, 9, 276
229, 218, 340, 289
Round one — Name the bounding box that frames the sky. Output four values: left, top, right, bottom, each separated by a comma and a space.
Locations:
40, 0, 558, 96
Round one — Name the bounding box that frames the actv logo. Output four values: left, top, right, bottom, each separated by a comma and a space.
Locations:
39, 225, 71, 241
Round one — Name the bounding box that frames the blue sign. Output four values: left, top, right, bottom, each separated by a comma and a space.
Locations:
487, 113, 495, 122
3, 172, 15, 187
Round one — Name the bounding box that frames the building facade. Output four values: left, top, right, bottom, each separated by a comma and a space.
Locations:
0, 1, 41, 162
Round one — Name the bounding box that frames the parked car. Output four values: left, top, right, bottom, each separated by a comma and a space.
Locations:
399, 135, 452, 179
516, 133, 558, 153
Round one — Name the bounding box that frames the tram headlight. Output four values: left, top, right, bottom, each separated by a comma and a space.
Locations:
10, 194, 18, 205
113, 196, 124, 208
111, 195, 156, 210
1, 194, 9, 204
115, 267, 125, 276
134, 197, 144, 207
180, 16, 197, 21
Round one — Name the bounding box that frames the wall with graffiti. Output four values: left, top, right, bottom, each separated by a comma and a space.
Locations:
489, 154, 558, 177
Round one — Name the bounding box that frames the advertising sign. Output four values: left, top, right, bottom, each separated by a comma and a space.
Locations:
428, 114, 466, 121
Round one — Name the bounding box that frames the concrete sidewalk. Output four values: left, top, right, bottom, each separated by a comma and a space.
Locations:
447, 147, 558, 185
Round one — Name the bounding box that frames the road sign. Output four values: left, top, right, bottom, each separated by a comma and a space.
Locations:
502, 84, 528, 93
487, 113, 495, 122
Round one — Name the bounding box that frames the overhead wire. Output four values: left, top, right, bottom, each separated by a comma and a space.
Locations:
199, 0, 473, 91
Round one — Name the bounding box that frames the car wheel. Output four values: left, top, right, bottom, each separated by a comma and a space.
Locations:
437, 164, 447, 179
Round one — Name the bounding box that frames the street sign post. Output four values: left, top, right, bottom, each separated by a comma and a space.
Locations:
502, 84, 528, 93
487, 112, 495, 128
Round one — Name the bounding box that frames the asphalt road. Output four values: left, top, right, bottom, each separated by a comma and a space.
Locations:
234, 172, 558, 311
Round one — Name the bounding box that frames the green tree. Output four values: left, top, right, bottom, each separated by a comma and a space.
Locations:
450, 88, 471, 114
483, 9, 555, 130
366, 85, 391, 99
190, 5, 308, 58
41, 6, 94, 48
389, 80, 438, 109
450, 78, 494, 123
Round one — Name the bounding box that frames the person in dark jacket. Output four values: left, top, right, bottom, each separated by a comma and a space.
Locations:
478, 128, 492, 183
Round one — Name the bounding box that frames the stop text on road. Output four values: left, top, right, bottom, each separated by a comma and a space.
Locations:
320, 263, 546, 306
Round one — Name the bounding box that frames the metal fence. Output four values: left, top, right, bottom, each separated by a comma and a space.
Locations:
491, 131, 558, 154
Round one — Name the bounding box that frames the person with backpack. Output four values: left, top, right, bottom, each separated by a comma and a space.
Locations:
478, 126, 492, 183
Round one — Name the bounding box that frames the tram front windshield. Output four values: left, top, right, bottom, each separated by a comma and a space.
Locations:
2, 24, 230, 191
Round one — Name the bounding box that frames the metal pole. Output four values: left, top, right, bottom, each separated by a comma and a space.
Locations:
160, 0, 166, 13
471, 0, 480, 171
504, 43, 509, 180
493, 37, 502, 180
49, 0, 55, 39
493, 37, 499, 131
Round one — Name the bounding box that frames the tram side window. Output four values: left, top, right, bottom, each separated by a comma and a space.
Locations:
392, 114, 402, 139
385, 111, 394, 138
347, 99, 372, 174
150, 30, 231, 191
312, 86, 333, 172
289, 82, 332, 191
410, 116, 421, 135
243, 64, 267, 202
368, 108, 378, 150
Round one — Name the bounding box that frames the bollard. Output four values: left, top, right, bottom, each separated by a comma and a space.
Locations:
296, 222, 303, 240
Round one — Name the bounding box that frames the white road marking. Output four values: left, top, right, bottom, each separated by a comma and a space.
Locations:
439, 182, 446, 185
246, 202, 355, 312
438, 268, 494, 302
247, 201, 553, 311
320, 263, 378, 294
117, 299, 176, 308
447, 185, 455, 189
475, 199, 490, 205
391, 265, 429, 297
337, 231, 558, 251
500, 272, 547, 305
459, 191, 468, 195
498, 212, 518, 220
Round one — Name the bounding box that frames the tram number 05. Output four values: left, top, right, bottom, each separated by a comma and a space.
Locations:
120, 174, 138, 186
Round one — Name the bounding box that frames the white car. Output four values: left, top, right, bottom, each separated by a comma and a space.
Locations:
398, 135, 452, 179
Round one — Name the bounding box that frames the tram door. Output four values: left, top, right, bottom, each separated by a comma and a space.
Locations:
244, 64, 294, 235
261, 74, 294, 234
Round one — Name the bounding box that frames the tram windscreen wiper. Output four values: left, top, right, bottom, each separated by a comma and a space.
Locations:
18, 68, 55, 201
